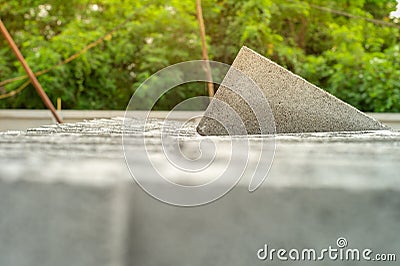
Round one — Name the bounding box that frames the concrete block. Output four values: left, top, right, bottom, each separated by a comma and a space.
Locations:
198, 46, 387, 134
127, 185, 400, 266
0, 180, 129, 266
126, 131, 400, 265
0, 119, 131, 266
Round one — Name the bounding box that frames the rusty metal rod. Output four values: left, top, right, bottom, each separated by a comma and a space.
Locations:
196, 0, 214, 97
0, 19, 62, 123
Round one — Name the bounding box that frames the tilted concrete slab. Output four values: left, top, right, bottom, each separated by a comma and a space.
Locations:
197, 46, 387, 135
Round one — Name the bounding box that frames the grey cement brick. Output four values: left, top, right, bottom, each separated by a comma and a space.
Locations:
197, 46, 387, 134
127, 185, 400, 266
125, 128, 400, 266
0, 180, 129, 266
0, 119, 132, 266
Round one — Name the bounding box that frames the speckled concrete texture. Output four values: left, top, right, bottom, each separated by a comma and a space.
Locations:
198, 46, 387, 135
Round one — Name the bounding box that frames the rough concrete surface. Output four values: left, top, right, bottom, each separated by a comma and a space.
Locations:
0, 109, 205, 131
1, 110, 399, 131
0, 118, 399, 266
198, 46, 387, 134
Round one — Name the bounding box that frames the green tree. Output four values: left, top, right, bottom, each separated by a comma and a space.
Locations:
1, 0, 399, 111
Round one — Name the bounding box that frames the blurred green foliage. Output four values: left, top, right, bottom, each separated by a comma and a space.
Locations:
0, 0, 399, 111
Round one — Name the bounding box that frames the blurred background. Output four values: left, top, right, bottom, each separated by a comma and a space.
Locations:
0, 0, 400, 112
1, 2, 400, 266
